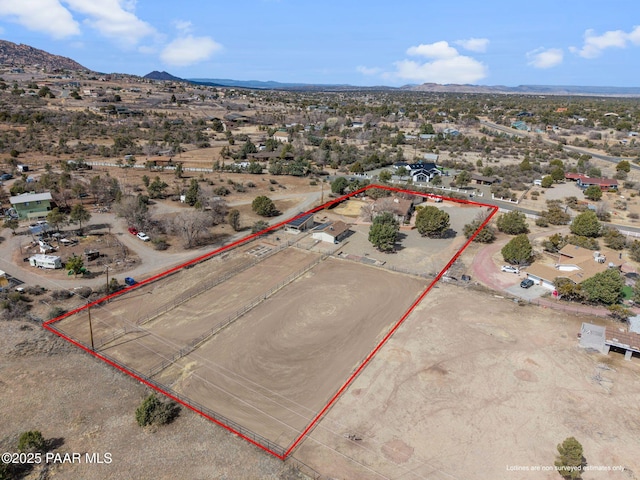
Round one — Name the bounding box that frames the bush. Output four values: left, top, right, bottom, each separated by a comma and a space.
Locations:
47, 306, 67, 320
152, 238, 169, 250
18, 430, 46, 453
135, 393, 180, 427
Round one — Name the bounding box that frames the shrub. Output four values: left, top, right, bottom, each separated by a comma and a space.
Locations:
18, 430, 46, 453
135, 394, 180, 427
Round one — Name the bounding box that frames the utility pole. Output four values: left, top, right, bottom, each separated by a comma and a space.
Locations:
87, 301, 95, 351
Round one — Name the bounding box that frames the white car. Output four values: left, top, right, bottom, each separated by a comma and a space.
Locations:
136, 232, 150, 242
501, 265, 519, 274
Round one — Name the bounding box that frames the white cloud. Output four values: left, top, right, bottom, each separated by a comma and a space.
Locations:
572, 25, 640, 58
160, 35, 222, 67
388, 41, 487, 84
173, 20, 193, 34
356, 65, 381, 75
455, 37, 489, 53
0, 0, 80, 38
63, 0, 155, 46
527, 47, 563, 68
407, 41, 458, 59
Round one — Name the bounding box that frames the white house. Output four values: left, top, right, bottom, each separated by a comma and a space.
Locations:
311, 221, 350, 243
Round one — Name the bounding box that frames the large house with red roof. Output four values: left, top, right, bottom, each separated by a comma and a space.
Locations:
564, 173, 618, 190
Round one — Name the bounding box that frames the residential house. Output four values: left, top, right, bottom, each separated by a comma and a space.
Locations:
471, 173, 500, 185
272, 131, 290, 143
372, 197, 414, 223
311, 221, 350, 243
9, 192, 53, 220
525, 244, 623, 290
393, 162, 442, 183
564, 173, 618, 190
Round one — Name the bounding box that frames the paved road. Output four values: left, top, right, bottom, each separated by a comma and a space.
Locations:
479, 119, 638, 169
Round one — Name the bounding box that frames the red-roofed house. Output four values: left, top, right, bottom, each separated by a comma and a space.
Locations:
564, 173, 618, 190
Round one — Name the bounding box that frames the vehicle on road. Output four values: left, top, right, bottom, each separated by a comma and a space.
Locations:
136, 232, 150, 242
128, 226, 139, 235
520, 278, 534, 289
501, 265, 520, 274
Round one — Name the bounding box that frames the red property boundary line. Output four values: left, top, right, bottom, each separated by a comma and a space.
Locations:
43, 185, 498, 461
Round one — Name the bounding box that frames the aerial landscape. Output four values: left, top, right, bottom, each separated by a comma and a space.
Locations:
1, 1, 640, 479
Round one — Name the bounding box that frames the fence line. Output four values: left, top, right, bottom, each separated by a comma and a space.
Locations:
46, 325, 288, 458
146, 254, 328, 378
136, 239, 296, 328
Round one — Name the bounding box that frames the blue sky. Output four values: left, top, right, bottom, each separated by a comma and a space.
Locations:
0, 0, 639, 87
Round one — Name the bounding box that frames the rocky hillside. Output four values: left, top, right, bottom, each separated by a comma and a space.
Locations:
0, 39, 87, 71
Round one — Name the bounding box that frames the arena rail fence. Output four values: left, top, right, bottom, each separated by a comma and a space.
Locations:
146, 253, 328, 378
45, 324, 289, 459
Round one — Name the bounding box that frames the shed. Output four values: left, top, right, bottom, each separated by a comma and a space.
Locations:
311, 221, 350, 244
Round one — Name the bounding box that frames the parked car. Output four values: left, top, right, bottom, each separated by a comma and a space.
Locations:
501, 265, 520, 274
136, 232, 150, 242
520, 278, 535, 289
124, 277, 137, 286
128, 226, 138, 235
0, 173, 13, 181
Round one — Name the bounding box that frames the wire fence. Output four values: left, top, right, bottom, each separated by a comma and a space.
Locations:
146, 253, 328, 378
136, 238, 296, 327
45, 325, 288, 459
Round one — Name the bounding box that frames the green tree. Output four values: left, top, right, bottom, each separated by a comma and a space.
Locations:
66, 255, 84, 277
430, 174, 442, 186
570, 211, 601, 237
3, 217, 19, 234
174, 162, 183, 179
541, 175, 554, 188
630, 240, 640, 262
69, 204, 91, 233
555, 278, 585, 302
251, 195, 278, 217
46, 207, 68, 232
554, 437, 585, 480
18, 430, 46, 453
184, 178, 199, 206
368, 212, 399, 251
251, 220, 269, 234
496, 211, 529, 235
551, 167, 565, 182
501, 234, 532, 265
228, 209, 241, 231
581, 268, 624, 305
541, 206, 570, 225
603, 227, 626, 250
583, 185, 602, 201
147, 176, 169, 199
463, 219, 496, 243
616, 160, 631, 173
454, 170, 471, 187
247, 161, 263, 174
378, 169, 392, 183
415, 206, 450, 237
135, 393, 179, 427
331, 177, 349, 195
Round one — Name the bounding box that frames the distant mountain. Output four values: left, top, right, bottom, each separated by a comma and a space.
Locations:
188, 78, 388, 91
405, 83, 640, 97
0, 39, 87, 71
144, 71, 186, 82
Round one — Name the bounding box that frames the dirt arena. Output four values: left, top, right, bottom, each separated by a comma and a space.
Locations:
293, 284, 640, 480
52, 235, 428, 452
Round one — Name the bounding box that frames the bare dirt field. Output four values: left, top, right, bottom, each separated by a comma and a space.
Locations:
293, 284, 640, 480
51, 233, 428, 454
0, 321, 306, 480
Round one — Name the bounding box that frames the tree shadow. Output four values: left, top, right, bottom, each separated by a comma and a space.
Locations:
46, 437, 65, 451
